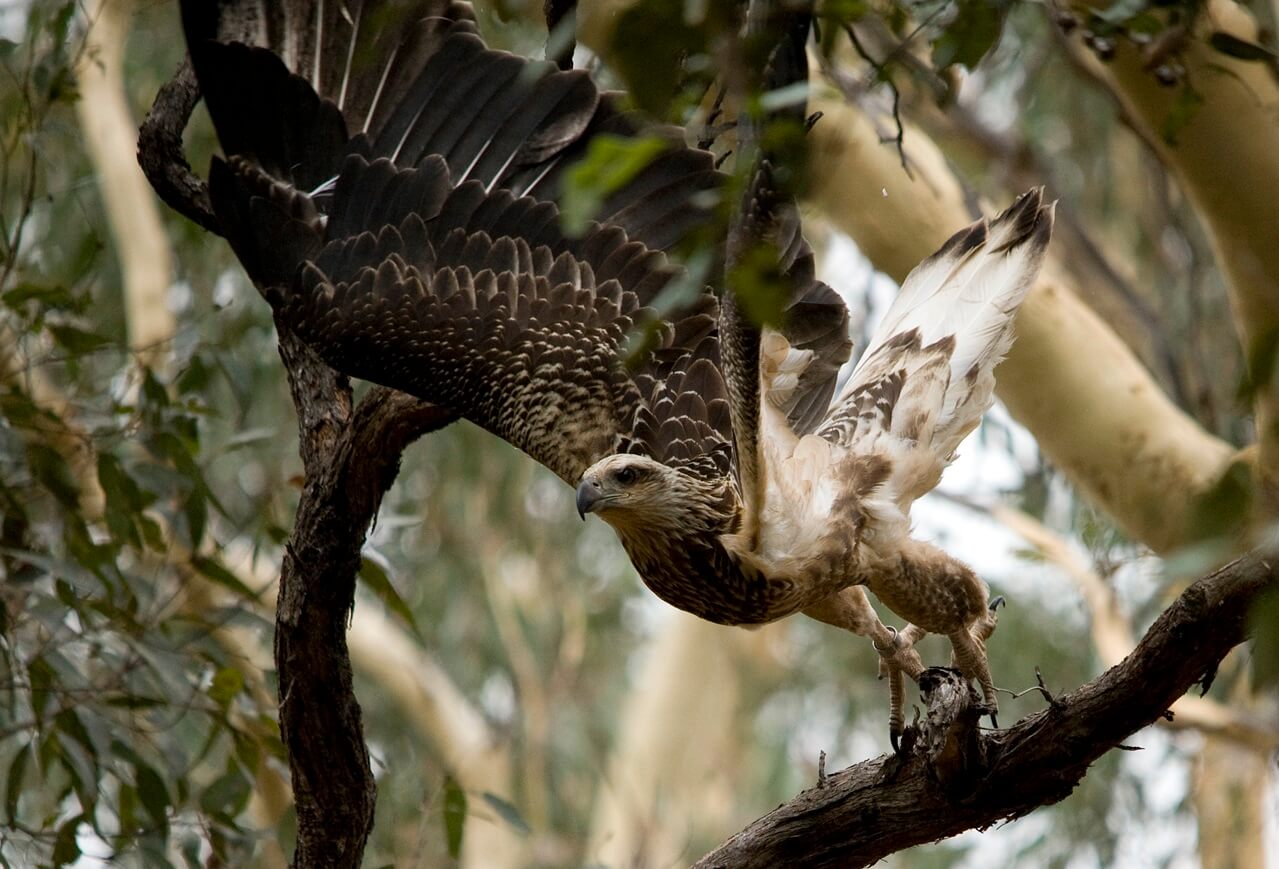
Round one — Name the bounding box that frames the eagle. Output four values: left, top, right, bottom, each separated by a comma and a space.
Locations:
182, 0, 1052, 745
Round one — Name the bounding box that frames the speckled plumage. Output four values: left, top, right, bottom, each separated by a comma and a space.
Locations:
184, 0, 1052, 742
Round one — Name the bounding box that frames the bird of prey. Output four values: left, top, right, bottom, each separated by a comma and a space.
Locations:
182, 0, 1052, 744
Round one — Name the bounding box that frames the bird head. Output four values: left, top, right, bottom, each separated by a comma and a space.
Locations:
576, 454, 711, 533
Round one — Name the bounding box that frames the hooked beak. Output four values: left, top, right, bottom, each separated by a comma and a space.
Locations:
576, 478, 605, 520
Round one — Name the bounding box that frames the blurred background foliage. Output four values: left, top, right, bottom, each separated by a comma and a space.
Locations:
0, 0, 1275, 866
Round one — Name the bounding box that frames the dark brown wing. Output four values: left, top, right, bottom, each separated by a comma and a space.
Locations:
181, 0, 849, 477
212, 148, 732, 484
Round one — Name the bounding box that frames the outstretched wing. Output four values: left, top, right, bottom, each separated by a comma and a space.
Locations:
820, 189, 1055, 507
182, 0, 851, 485
277, 155, 733, 483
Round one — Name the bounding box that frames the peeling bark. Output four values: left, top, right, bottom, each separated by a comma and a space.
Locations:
695, 552, 1276, 868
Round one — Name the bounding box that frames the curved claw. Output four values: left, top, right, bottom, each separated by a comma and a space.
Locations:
890, 729, 902, 754
989, 595, 1006, 612
989, 712, 999, 730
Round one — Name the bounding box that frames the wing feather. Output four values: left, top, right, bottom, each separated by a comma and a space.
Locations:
821, 190, 1054, 506
184, 0, 853, 489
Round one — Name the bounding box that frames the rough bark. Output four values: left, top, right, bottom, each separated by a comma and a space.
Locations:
695, 551, 1277, 868
135, 26, 471, 865
137, 57, 219, 236
272, 343, 455, 867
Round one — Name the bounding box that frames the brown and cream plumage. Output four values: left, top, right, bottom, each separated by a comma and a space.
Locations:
184, 0, 1052, 745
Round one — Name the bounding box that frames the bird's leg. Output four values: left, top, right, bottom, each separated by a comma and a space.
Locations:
803, 588, 923, 749
950, 628, 998, 717
864, 539, 1007, 729
949, 595, 1002, 724
878, 623, 927, 750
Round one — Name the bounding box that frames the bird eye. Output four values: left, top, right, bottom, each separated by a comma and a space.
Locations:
614, 466, 637, 485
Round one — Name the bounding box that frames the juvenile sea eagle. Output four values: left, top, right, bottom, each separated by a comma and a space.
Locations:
183, 0, 1052, 743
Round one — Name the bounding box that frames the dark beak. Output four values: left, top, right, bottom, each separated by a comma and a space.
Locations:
576, 479, 604, 520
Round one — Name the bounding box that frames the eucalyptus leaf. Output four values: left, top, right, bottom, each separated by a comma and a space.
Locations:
1209, 32, 1277, 62
359, 556, 421, 637
443, 776, 467, 858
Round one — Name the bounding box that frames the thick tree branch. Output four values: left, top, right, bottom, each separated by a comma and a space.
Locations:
695, 551, 1276, 868
137, 58, 219, 235
273, 334, 456, 867
139, 25, 464, 865
1066, 0, 1279, 514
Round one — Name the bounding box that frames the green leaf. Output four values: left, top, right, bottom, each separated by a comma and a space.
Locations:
1249, 587, 1279, 690
482, 792, 531, 835
175, 355, 213, 395
51, 815, 83, 867
560, 135, 669, 236
359, 557, 420, 637
104, 694, 166, 710
1239, 325, 1279, 401
1209, 32, 1277, 62
443, 775, 467, 859
610, 0, 710, 116
135, 761, 171, 829
27, 443, 80, 509
208, 666, 245, 710
728, 244, 788, 327
5, 744, 29, 821
191, 555, 257, 600
932, 0, 1007, 70
97, 454, 153, 513
819, 0, 868, 24
200, 768, 251, 818
2, 282, 77, 310
48, 323, 111, 354
27, 655, 57, 724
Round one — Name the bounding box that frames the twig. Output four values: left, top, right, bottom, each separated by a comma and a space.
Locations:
840, 23, 911, 178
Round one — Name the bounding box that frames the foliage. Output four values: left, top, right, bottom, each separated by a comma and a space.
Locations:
1, 0, 1272, 866
1, 3, 289, 865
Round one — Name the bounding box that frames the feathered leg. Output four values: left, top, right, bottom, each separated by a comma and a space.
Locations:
949, 596, 1002, 722
864, 539, 1001, 726
803, 588, 924, 749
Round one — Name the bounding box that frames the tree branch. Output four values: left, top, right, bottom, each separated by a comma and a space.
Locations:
273, 334, 456, 867
137, 58, 219, 235
944, 493, 1279, 753
139, 20, 465, 864
1066, 0, 1279, 515
695, 550, 1276, 868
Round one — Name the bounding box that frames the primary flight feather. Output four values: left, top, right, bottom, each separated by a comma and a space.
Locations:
183, 0, 1052, 744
